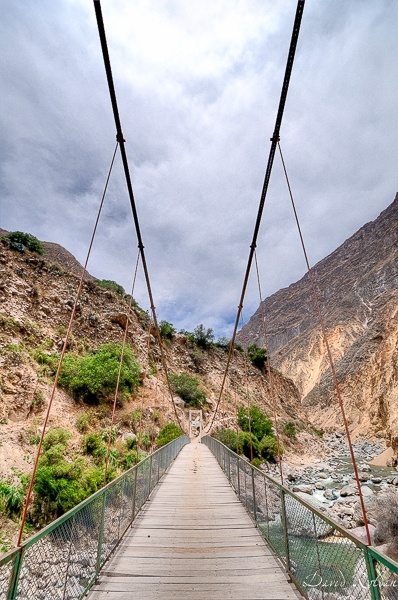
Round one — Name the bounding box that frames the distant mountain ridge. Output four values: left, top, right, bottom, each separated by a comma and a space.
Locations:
238, 195, 397, 354
237, 194, 398, 456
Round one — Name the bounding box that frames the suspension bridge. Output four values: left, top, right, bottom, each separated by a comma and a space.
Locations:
1, 433, 397, 599
1, 0, 398, 598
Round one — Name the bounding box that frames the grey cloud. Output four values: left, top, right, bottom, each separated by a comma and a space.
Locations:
1, 0, 397, 340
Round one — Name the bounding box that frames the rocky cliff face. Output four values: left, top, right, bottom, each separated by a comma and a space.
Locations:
237, 195, 398, 455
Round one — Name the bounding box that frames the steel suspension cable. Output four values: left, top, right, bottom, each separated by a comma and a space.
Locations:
254, 250, 284, 484
208, 0, 305, 431
103, 250, 140, 485
277, 140, 372, 545
93, 0, 183, 430
17, 142, 119, 546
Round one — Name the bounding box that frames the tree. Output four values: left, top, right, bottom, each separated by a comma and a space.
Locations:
192, 324, 214, 349
237, 405, 274, 440
159, 320, 176, 340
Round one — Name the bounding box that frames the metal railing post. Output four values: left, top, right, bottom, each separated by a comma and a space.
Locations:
131, 466, 138, 521
147, 455, 153, 498
280, 490, 291, 578
251, 468, 257, 523
364, 549, 382, 600
237, 456, 241, 498
7, 548, 23, 600
96, 491, 107, 577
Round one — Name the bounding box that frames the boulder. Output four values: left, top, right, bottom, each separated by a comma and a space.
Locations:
350, 524, 375, 545
370, 476, 382, 484
324, 489, 338, 501
360, 485, 374, 497
340, 485, 357, 497
292, 484, 313, 494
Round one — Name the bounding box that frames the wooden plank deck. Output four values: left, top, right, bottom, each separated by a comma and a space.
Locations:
88, 441, 302, 600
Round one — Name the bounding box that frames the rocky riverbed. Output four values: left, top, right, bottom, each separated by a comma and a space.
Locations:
270, 434, 398, 538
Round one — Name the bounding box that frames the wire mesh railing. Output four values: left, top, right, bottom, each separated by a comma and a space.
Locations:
0, 435, 189, 600
203, 435, 398, 600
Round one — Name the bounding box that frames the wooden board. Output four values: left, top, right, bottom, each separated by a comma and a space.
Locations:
87, 442, 302, 599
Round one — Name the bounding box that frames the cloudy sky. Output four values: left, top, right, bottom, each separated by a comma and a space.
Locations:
1, 0, 397, 338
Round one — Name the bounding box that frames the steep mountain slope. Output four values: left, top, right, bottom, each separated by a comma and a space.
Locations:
237, 195, 398, 455
1, 234, 319, 548
0, 236, 308, 475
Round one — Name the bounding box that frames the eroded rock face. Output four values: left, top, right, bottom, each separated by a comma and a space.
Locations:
237, 195, 398, 456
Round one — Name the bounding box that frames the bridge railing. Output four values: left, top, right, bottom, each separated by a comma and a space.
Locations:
0, 435, 189, 600
203, 435, 398, 600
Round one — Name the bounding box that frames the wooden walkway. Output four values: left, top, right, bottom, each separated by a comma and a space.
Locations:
88, 441, 301, 600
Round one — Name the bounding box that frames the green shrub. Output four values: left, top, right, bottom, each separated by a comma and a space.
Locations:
169, 372, 206, 408
76, 412, 90, 433
123, 450, 138, 470
96, 279, 125, 297
214, 428, 239, 452
312, 427, 324, 438
130, 408, 141, 432
237, 431, 260, 459
258, 435, 280, 462
0, 479, 26, 518
246, 344, 268, 369
156, 423, 183, 448
83, 432, 104, 456
192, 324, 214, 349
251, 457, 262, 468
49, 263, 63, 276
237, 405, 274, 440
283, 422, 297, 439
57, 342, 141, 404
159, 320, 176, 340
5, 231, 44, 255
32, 428, 102, 524
124, 435, 137, 450
101, 426, 117, 444
42, 428, 71, 452
139, 432, 152, 451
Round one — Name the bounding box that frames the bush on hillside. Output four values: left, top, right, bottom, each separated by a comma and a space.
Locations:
213, 406, 280, 463
56, 342, 141, 404
159, 320, 176, 340
0, 478, 27, 519
191, 324, 214, 349
5, 231, 44, 255
156, 423, 183, 448
32, 428, 102, 525
214, 428, 239, 451
246, 343, 268, 370
169, 372, 206, 408
283, 421, 297, 439
237, 405, 274, 440
96, 279, 125, 297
